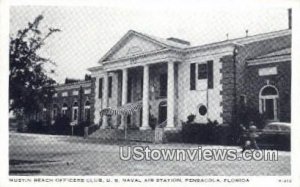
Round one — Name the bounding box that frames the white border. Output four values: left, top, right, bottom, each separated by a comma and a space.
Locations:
1, 0, 300, 187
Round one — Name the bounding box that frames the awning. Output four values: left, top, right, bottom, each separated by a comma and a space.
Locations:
100, 101, 143, 116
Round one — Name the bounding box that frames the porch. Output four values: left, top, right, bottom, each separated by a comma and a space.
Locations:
99, 62, 179, 130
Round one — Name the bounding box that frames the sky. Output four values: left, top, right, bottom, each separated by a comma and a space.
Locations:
10, 4, 290, 83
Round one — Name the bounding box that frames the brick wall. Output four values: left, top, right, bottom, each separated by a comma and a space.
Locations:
243, 61, 291, 122
50, 81, 92, 124
220, 55, 235, 124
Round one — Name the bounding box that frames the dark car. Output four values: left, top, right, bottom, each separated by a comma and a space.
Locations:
257, 122, 290, 151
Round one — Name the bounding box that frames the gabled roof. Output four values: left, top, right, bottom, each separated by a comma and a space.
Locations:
97, 29, 291, 64
99, 30, 190, 63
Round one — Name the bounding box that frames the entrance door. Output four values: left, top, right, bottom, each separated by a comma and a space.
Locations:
265, 99, 274, 120
158, 102, 167, 123
259, 85, 279, 121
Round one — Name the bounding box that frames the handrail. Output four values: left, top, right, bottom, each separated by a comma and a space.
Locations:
156, 120, 167, 128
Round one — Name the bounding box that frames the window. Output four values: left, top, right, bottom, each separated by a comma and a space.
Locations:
207, 61, 214, 89
198, 105, 207, 116
158, 101, 167, 123
159, 73, 167, 97
190, 61, 214, 90
43, 108, 47, 120
190, 63, 196, 90
261, 87, 278, 95
108, 76, 112, 98
52, 104, 58, 119
85, 108, 90, 122
84, 89, 91, 94
62, 92, 68, 97
198, 64, 207, 79
72, 101, 78, 121
98, 78, 103, 99
240, 95, 247, 105
72, 90, 79, 96
84, 100, 91, 122
62, 103, 68, 116
73, 108, 78, 121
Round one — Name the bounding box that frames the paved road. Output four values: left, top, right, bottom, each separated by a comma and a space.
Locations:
9, 132, 290, 176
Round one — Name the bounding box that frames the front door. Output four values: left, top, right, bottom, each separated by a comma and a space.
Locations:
265, 99, 274, 120
158, 105, 167, 123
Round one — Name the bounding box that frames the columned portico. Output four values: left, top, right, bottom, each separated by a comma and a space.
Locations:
101, 72, 109, 129
119, 68, 128, 129
141, 64, 150, 130
166, 61, 175, 129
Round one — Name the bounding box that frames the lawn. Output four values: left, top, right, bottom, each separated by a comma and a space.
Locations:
9, 132, 290, 176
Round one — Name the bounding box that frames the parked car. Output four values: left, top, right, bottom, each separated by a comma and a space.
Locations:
257, 122, 290, 151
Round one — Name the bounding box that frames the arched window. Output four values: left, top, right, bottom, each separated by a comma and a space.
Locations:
84, 100, 91, 122
72, 101, 78, 121
52, 104, 58, 119
43, 107, 47, 120
259, 85, 279, 121
62, 103, 68, 116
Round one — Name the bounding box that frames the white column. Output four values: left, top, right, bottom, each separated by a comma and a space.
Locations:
141, 65, 150, 130
119, 68, 128, 129
167, 61, 175, 129
101, 72, 109, 129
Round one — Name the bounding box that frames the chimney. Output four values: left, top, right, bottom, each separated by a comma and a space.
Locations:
167, 37, 190, 46
288, 8, 292, 29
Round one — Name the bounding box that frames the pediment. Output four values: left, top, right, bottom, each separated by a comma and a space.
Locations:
101, 30, 168, 62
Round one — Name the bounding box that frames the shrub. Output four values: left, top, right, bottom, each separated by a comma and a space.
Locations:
27, 119, 47, 133
74, 121, 91, 136
27, 120, 44, 133
237, 105, 267, 129
52, 115, 71, 135
187, 114, 196, 123
181, 119, 232, 144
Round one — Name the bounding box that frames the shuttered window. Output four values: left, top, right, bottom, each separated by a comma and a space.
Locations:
198, 64, 208, 79
207, 60, 214, 89
98, 78, 103, 98
190, 61, 214, 90
190, 63, 196, 90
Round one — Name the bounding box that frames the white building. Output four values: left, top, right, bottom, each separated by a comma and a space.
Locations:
88, 29, 291, 132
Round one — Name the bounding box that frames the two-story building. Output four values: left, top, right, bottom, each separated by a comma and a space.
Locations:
46, 80, 92, 125
87, 29, 291, 133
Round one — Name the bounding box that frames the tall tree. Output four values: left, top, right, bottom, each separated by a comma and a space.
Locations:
9, 15, 61, 117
